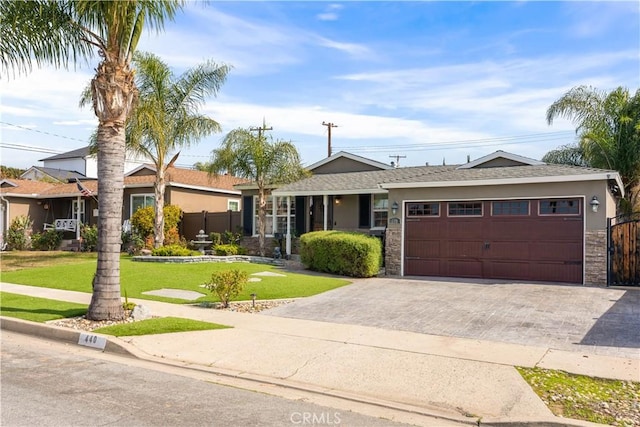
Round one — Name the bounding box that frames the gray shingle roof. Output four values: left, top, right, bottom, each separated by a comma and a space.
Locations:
39, 146, 91, 161
274, 163, 618, 195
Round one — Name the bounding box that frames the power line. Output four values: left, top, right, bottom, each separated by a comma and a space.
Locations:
334, 130, 575, 152
0, 120, 89, 143
0, 143, 65, 155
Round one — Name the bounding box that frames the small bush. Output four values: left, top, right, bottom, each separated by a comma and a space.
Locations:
209, 232, 222, 246
222, 229, 242, 245
31, 229, 63, 251
300, 231, 382, 278
203, 269, 248, 308
214, 244, 246, 256
163, 226, 184, 246
80, 224, 98, 252
121, 231, 145, 255
151, 245, 196, 257
130, 204, 183, 241
6, 215, 33, 250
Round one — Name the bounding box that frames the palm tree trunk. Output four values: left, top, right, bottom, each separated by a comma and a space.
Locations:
87, 123, 126, 320
154, 169, 165, 248
87, 59, 135, 321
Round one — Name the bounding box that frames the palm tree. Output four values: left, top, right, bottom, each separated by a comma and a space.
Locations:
207, 127, 309, 256
1, 1, 183, 320
541, 143, 588, 167
117, 52, 229, 248
547, 86, 640, 214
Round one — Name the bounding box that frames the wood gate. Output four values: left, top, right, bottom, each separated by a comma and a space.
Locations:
608, 214, 640, 286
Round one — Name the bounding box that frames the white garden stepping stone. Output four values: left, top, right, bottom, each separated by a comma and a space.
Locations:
143, 289, 206, 301
251, 271, 286, 277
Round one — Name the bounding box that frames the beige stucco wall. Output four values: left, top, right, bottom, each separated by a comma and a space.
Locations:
387, 180, 612, 231
168, 188, 239, 213
332, 194, 361, 230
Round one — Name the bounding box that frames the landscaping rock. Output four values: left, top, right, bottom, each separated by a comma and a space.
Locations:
131, 305, 152, 320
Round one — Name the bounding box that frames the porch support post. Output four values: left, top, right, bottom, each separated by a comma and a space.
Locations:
286, 196, 291, 257
323, 194, 328, 231
76, 196, 81, 240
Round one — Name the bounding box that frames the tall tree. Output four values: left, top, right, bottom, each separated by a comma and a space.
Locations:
1, 0, 183, 320
207, 128, 309, 256
87, 52, 230, 248
547, 86, 640, 214
541, 143, 588, 167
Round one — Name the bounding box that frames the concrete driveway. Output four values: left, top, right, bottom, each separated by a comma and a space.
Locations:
264, 277, 640, 359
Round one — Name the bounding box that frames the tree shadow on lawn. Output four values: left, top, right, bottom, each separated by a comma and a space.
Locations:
0, 306, 87, 320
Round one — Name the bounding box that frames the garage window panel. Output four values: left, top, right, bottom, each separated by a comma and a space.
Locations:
407, 202, 440, 217
539, 199, 580, 215
448, 202, 482, 216
492, 200, 529, 216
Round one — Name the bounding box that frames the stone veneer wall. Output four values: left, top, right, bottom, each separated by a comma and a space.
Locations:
384, 228, 402, 276
585, 229, 607, 286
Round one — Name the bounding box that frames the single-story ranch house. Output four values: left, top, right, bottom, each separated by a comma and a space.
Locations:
239, 150, 623, 286
0, 165, 246, 248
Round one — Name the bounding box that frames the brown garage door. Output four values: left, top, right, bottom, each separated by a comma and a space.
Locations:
404, 199, 583, 283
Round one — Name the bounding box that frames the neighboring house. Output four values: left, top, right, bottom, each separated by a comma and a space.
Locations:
20, 166, 87, 183
0, 166, 246, 248
239, 150, 623, 286
37, 146, 147, 179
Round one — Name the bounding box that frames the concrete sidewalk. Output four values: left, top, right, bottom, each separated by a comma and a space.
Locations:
2, 282, 637, 426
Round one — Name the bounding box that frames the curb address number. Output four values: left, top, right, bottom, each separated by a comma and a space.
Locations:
78, 333, 107, 350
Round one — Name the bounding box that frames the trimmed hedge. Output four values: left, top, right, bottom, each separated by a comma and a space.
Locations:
300, 231, 382, 278
152, 245, 197, 257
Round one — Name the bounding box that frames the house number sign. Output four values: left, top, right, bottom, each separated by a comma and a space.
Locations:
78, 333, 107, 350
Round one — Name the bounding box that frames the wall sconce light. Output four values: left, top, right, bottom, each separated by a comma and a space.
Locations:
335, 195, 342, 205
43, 203, 49, 210
391, 201, 399, 216
589, 196, 600, 213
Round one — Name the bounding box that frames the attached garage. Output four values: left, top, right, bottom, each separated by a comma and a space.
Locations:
404, 198, 584, 283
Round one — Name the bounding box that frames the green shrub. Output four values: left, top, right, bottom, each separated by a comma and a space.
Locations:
300, 231, 382, 278
151, 245, 196, 257
203, 269, 248, 308
80, 224, 98, 252
130, 204, 184, 243
209, 232, 222, 246
6, 215, 33, 250
121, 231, 145, 255
131, 206, 155, 238
222, 228, 242, 245
31, 229, 62, 251
214, 244, 246, 256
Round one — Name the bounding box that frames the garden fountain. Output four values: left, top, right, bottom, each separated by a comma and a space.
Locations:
190, 229, 213, 254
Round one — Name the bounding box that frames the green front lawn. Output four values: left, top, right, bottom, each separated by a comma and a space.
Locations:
0, 291, 87, 322
0, 292, 231, 336
1, 253, 350, 304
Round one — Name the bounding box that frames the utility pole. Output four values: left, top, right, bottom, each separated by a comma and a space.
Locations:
389, 154, 406, 168
250, 118, 272, 139
322, 121, 338, 157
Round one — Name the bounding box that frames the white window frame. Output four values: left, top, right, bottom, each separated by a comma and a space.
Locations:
372, 194, 388, 227
130, 193, 155, 217
252, 195, 294, 236
227, 199, 240, 212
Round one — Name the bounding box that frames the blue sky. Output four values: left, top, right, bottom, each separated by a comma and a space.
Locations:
1, 1, 639, 170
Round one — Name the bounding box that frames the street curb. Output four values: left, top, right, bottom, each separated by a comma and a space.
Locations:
0, 316, 606, 427
1, 316, 135, 356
